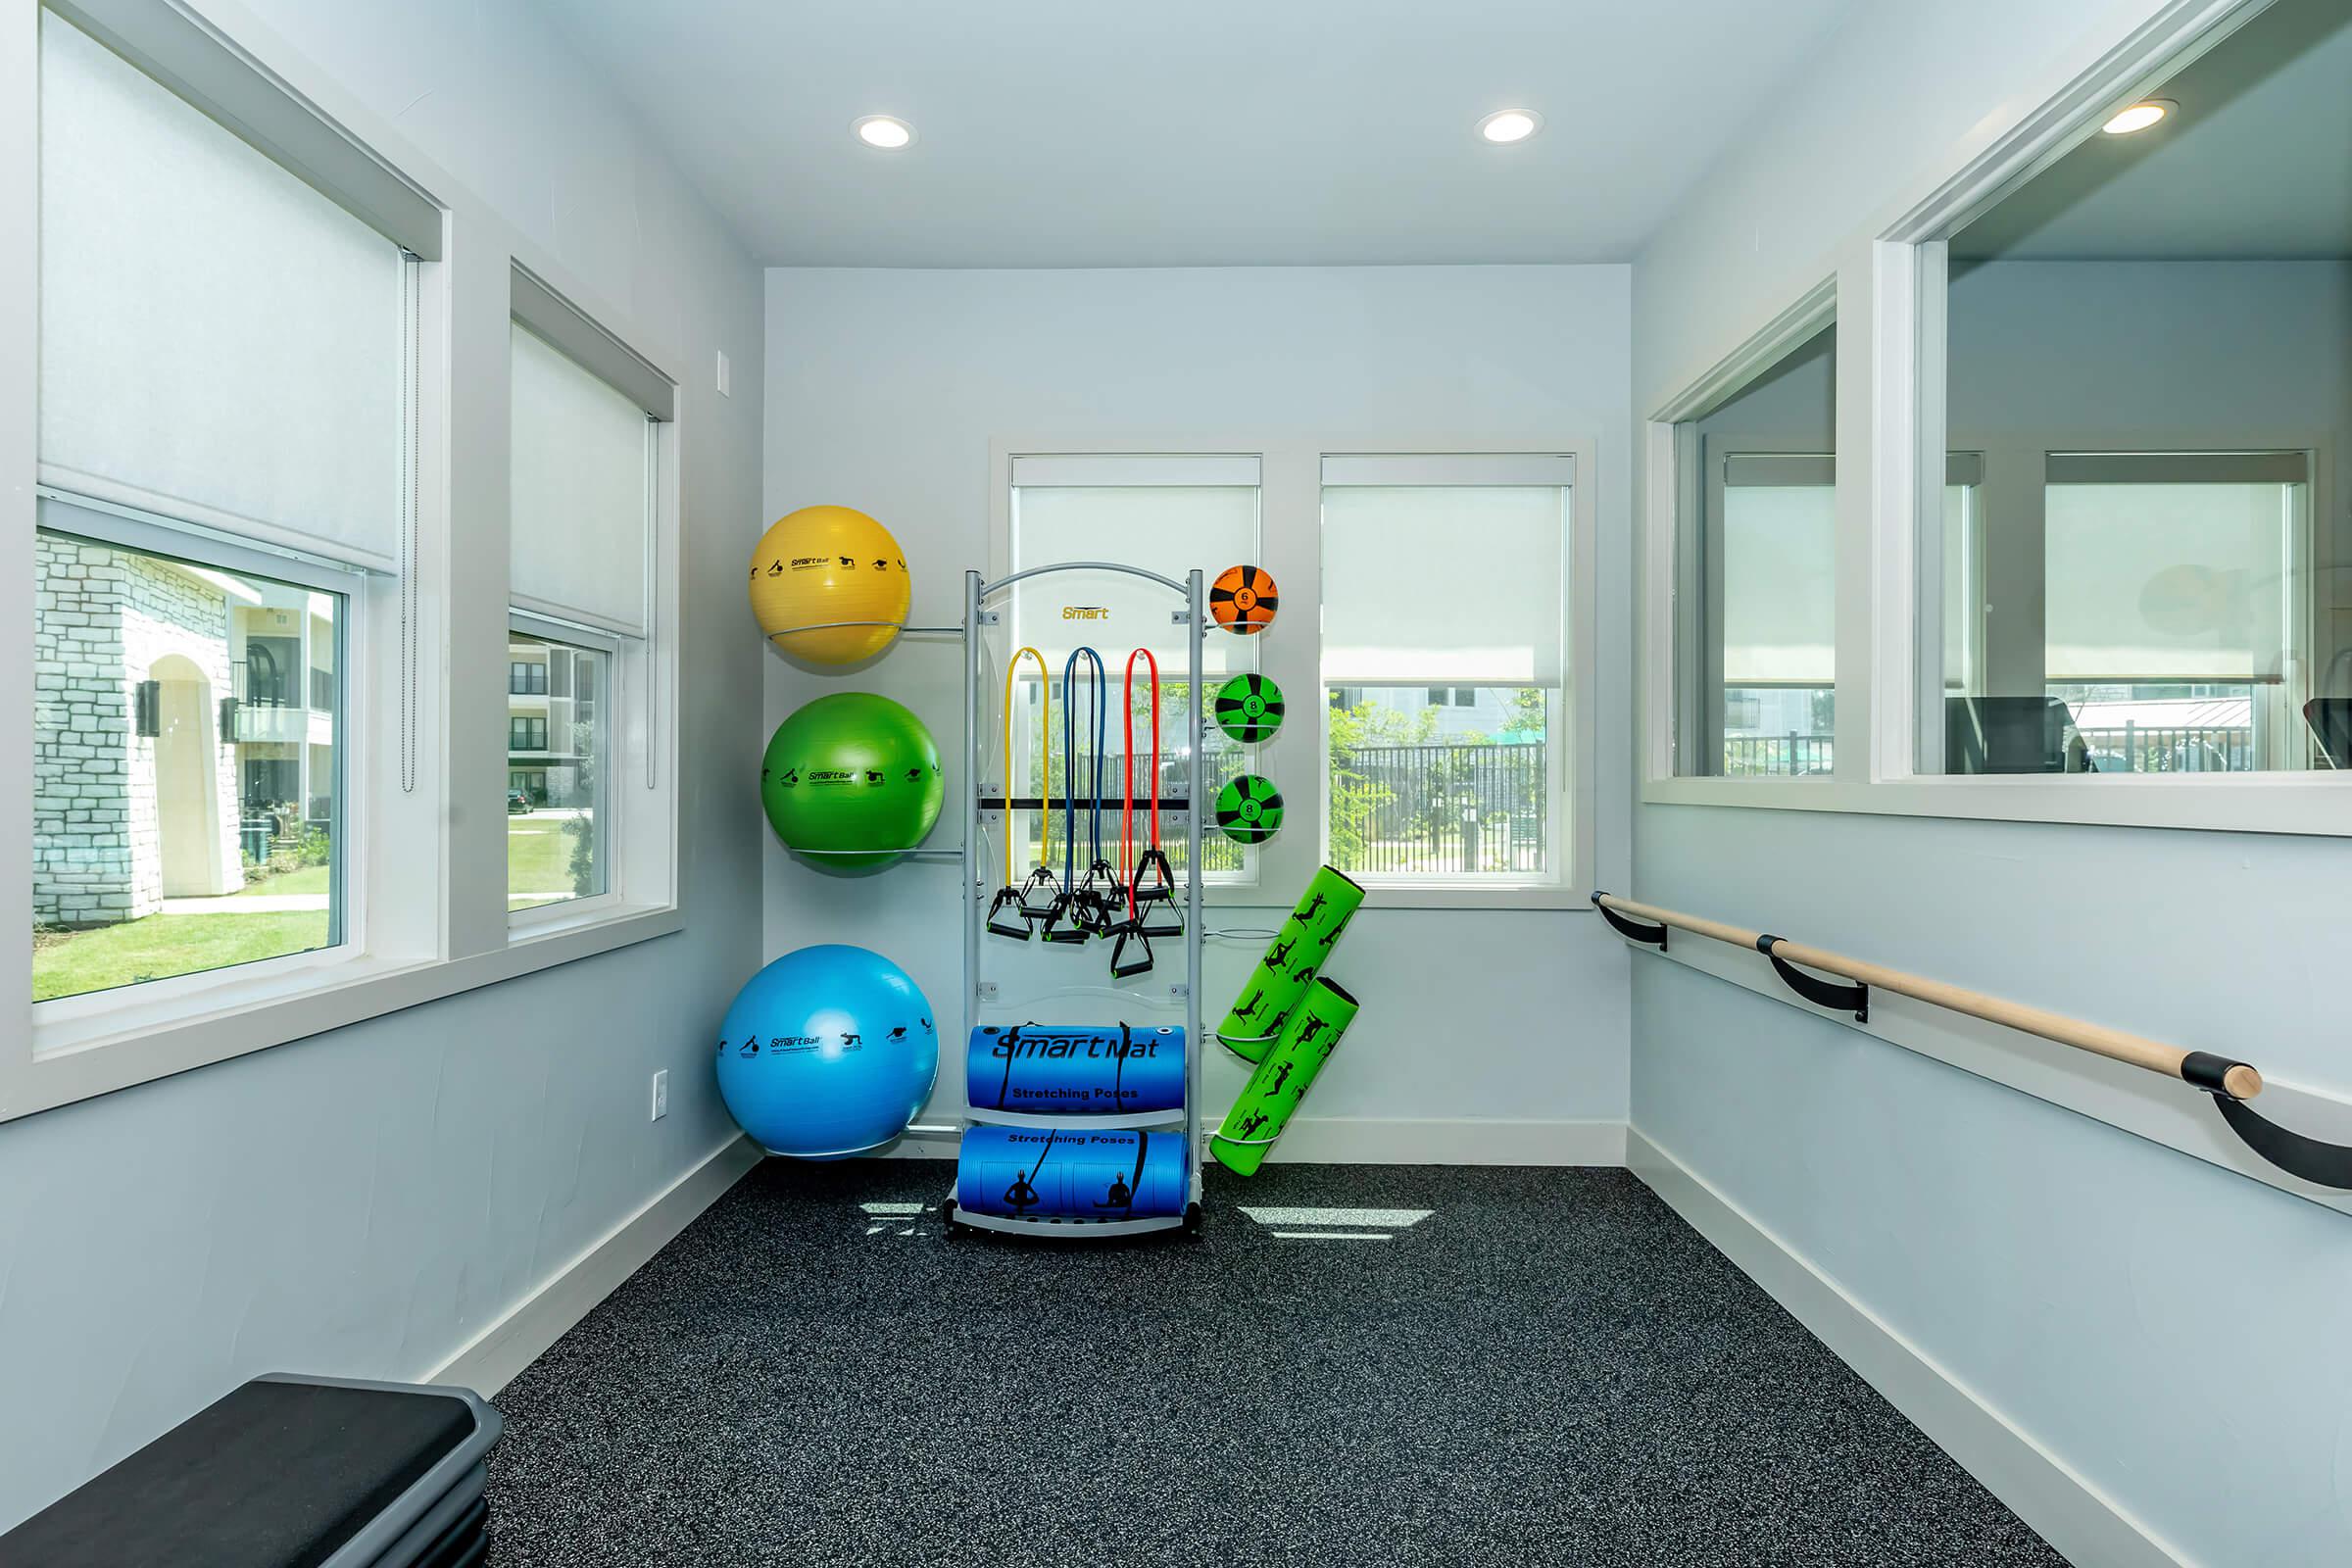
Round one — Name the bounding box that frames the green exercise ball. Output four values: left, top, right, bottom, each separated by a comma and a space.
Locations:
760, 693, 944, 872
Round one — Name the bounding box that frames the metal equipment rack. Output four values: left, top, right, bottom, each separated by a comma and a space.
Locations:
942, 563, 1207, 1239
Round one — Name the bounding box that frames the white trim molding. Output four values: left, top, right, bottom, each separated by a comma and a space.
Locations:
428, 1135, 762, 1396
1629, 1128, 2193, 1568
877, 1117, 1630, 1168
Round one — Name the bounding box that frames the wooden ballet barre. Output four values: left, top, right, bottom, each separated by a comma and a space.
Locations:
1592, 892, 2263, 1102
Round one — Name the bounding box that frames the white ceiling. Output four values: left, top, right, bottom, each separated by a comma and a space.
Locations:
545, 0, 1859, 268
1957, 0, 2352, 261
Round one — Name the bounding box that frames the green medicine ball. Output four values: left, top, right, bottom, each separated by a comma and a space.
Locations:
761, 692, 944, 873
1213, 774, 1285, 845
1212, 673, 1286, 744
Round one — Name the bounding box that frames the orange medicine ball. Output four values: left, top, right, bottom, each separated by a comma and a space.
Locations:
749, 506, 911, 665
1209, 564, 1278, 634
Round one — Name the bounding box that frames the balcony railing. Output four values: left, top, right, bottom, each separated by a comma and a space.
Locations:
2073, 724, 2252, 773
1716, 725, 2258, 774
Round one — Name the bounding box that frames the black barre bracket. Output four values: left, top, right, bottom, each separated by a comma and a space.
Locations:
1757, 935, 1869, 1023
1592, 892, 1668, 951
2208, 1094, 2352, 1192
2183, 1050, 2352, 1191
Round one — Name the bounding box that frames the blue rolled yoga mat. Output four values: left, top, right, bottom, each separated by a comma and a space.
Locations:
965, 1024, 1186, 1115
956, 1125, 1187, 1221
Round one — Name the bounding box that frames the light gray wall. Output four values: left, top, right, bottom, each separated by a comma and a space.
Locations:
1631, 4, 2352, 1562
0, 0, 765, 1532
762, 265, 1634, 1137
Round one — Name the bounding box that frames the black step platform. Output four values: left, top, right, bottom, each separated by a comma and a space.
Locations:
1, 1373, 501, 1568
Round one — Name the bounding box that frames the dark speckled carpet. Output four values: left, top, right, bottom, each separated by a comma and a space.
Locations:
485, 1161, 2064, 1567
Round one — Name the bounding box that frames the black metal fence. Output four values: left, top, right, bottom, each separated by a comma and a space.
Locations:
1332, 742, 1547, 875
1722, 734, 1836, 776
1717, 725, 2257, 775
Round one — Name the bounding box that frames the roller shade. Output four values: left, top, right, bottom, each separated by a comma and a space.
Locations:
1721, 459, 1836, 685
1321, 482, 1566, 684
510, 321, 655, 637
37, 11, 406, 571
2044, 466, 2299, 681
1008, 459, 1258, 675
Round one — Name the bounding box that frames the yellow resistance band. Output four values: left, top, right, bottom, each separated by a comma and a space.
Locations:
1004, 647, 1052, 885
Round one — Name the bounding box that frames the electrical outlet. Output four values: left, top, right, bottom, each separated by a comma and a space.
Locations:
650, 1069, 669, 1121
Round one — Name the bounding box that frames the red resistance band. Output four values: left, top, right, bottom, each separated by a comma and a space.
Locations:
1122, 648, 1159, 921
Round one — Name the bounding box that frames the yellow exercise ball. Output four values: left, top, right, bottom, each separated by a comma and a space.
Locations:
750, 505, 911, 665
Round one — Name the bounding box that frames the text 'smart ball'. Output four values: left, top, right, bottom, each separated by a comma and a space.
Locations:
714, 945, 938, 1157
750, 505, 910, 665
761, 692, 944, 872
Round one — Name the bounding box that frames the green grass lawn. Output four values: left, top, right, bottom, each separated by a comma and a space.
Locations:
509, 813, 590, 906
32, 817, 589, 999
32, 911, 330, 1002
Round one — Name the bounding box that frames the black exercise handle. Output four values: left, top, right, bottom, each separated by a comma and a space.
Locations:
1757, 934, 1869, 1023
1592, 891, 1668, 950
1108, 923, 1154, 980
986, 886, 1033, 942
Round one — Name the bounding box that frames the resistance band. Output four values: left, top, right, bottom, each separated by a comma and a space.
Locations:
989, 648, 1056, 939
1046, 648, 1107, 944
1110, 649, 1179, 978
1211, 977, 1361, 1176
1215, 864, 1366, 1061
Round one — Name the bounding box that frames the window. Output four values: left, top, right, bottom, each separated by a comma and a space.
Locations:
1916, 0, 2340, 778
1320, 456, 1571, 884
33, 518, 346, 1002
1673, 322, 1838, 777
1004, 456, 1262, 880
29, 10, 396, 1005
507, 279, 667, 919
506, 631, 609, 909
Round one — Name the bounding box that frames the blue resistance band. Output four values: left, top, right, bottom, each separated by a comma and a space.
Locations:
1060, 647, 1106, 895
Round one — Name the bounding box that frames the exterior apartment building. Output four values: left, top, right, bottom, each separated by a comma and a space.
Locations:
507, 637, 599, 807
32, 533, 336, 928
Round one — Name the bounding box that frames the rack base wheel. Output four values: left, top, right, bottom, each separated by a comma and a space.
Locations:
1182, 1201, 1203, 1239
940, 1198, 961, 1232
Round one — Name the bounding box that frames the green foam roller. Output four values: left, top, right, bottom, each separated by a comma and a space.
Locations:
1211, 977, 1360, 1176
1215, 865, 1364, 1061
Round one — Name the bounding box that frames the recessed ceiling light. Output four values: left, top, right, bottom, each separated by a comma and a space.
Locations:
1477, 109, 1543, 145
2100, 99, 2173, 135
853, 115, 915, 150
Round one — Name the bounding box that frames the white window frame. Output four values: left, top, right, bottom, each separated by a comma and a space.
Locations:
3, 0, 686, 1123
1316, 452, 1582, 898
28, 492, 369, 1009
990, 438, 1597, 909
1636, 0, 2348, 838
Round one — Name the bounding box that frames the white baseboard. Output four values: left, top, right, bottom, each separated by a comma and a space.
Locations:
425, 1134, 762, 1396
1627, 1128, 2190, 1568
879, 1117, 1627, 1167
1269, 1116, 1626, 1165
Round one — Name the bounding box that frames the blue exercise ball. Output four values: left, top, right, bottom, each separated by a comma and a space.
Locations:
714, 945, 939, 1157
